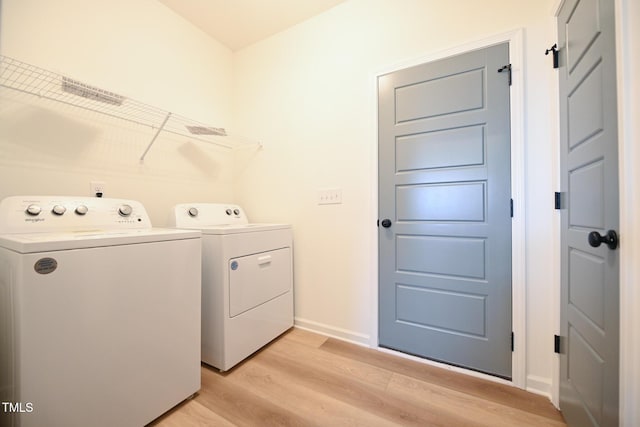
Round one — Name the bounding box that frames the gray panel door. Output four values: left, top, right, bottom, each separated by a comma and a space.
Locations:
378, 43, 512, 379
558, 0, 619, 425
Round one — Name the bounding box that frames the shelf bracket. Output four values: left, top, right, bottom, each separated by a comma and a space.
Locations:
140, 112, 172, 161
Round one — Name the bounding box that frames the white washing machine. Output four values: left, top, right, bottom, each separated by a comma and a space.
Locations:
0, 196, 201, 427
171, 203, 293, 371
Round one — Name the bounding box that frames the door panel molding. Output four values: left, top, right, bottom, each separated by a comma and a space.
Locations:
370, 28, 526, 390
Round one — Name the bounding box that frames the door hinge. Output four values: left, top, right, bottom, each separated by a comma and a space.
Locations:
498, 64, 512, 86
545, 44, 559, 69
554, 192, 563, 210
511, 332, 514, 352
510, 198, 514, 218
554, 334, 561, 354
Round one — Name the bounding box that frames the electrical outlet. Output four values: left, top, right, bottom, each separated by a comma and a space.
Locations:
318, 188, 342, 205
90, 181, 106, 198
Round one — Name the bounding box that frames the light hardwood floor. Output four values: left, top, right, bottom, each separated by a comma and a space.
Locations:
150, 328, 567, 426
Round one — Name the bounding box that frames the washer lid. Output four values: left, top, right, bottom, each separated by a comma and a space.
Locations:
198, 223, 291, 235
0, 228, 201, 254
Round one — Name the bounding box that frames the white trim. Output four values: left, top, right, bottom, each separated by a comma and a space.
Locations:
294, 317, 370, 346
368, 66, 380, 350
551, 0, 566, 16
526, 375, 553, 399
508, 29, 527, 391
615, 0, 640, 425
549, 3, 563, 410
369, 28, 527, 389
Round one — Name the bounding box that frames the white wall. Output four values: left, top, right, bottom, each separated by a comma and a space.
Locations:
233, 0, 558, 396
0, 0, 236, 225
6, 0, 634, 413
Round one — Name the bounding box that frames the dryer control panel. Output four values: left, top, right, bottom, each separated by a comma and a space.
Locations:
0, 196, 152, 234
171, 203, 248, 227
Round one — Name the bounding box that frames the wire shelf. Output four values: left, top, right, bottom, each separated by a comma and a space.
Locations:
0, 55, 261, 159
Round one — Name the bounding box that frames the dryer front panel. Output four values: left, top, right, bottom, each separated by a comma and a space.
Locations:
229, 247, 292, 317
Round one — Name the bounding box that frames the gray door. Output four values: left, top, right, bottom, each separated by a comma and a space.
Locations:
378, 43, 512, 379
558, 0, 619, 425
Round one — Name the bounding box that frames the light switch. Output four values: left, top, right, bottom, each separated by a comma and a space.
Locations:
317, 188, 342, 205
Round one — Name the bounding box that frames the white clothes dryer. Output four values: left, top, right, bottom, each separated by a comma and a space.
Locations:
171, 203, 293, 371
0, 196, 201, 427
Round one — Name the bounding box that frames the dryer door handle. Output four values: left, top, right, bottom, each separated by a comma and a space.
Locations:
257, 255, 272, 265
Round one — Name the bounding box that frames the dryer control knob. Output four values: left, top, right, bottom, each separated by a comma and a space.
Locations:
118, 204, 133, 217
188, 207, 199, 217
233, 208, 240, 216
75, 205, 88, 215
225, 209, 232, 215
52, 205, 67, 216
25, 204, 42, 216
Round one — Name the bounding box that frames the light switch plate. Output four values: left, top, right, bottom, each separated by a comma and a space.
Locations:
318, 188, 342, 205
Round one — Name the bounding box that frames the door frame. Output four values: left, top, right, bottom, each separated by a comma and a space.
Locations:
615, 0, 640, 423
370, 29, 526, 389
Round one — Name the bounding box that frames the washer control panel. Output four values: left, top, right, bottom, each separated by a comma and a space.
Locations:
171, 203, 248, 227
0, 196, 152, 234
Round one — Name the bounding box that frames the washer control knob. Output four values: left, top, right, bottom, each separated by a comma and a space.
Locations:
188, 207, 199, 217
75, 205, 88, 215
118, 204, 133, 217
25, 204, 42, 216
51, 205, 67, 216
225, 209, 232, 216
233, 208, 240, 216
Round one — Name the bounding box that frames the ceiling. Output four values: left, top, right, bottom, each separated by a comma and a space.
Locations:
157, 0, 347, 51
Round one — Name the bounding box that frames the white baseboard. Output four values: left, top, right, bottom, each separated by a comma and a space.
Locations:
526, 375, 553, 401
294, 317, 370, 346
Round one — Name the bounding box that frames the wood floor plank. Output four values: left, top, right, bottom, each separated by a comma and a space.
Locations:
148, 328, 566, 426
221, 358, 399, 426
267, 334, 392, 391
319, 337, 565, 423
257, 342, 477, 426
150, 399, 235, 427
277, 327, 328, 348
196, 366, 311, 426
387, 373, 567, 427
